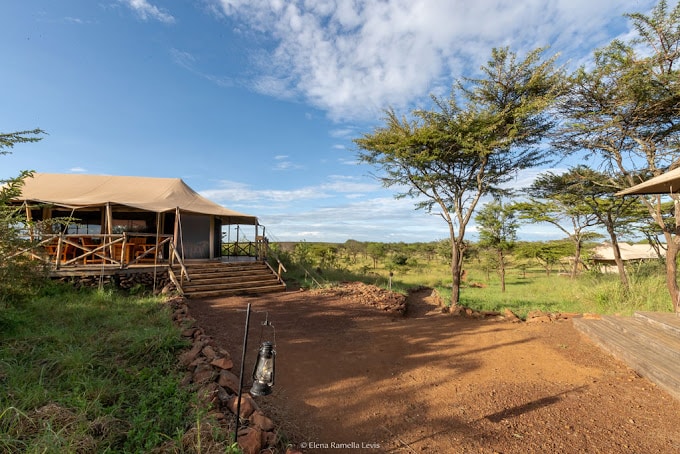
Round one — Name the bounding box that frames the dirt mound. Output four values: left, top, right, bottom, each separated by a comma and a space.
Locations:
309, 281, 407, 315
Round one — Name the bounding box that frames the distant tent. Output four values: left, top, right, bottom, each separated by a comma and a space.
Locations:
591, 242, 663, 262
590, 242, 664, 273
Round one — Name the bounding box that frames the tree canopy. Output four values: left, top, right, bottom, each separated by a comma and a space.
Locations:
355, 47, 563, 306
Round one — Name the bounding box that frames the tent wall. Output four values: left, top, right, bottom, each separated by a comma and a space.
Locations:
179, 214, 211, 259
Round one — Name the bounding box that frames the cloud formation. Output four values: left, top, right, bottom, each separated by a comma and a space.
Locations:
213, 0, 655, 121
121, 0, 175, 24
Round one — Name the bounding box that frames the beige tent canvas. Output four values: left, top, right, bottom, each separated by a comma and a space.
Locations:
13, 173, 260, 262
591, 242, 663, 262
14, 173, 258, 225
616, 167, 680, 196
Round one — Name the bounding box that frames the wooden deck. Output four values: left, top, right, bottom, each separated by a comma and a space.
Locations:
573, 311, 680, 402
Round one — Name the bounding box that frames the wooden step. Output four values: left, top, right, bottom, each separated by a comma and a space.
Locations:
573, 314, 680, 401
172, 260, 286, 297
186, 284, 286, 299
182, 276, 281, 291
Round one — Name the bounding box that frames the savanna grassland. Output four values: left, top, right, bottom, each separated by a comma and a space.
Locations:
275, 240, 674, 317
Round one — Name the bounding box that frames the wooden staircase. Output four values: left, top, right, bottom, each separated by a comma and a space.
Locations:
573, 311, 680, 401
173, 261, 286, 298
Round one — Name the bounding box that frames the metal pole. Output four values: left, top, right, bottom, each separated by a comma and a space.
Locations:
234, 303, 251, 443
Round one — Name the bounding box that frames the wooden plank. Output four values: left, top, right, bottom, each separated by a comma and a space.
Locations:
573, 317, 680, 401
635, 311, 680, 336
600, 316, 680, 361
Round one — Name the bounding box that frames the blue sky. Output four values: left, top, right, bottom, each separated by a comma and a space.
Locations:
0, 0, 661, 243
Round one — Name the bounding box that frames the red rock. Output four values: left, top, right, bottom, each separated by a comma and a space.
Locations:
583, 313, 601, 319
250, 410, 275, 431
209, 410, 225, 420
179, 342, 203, 367
202, 345, 217, 360
189, 356, 208, 368
211, 357, 234, 370
227, 394, 259, 418
181, 327, 197, 337
192, 363, 215, 384
526, 309, 547, 319
217, 370, 241, 393
237, 427, 262, 454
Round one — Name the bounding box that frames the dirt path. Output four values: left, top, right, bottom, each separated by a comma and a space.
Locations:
187, 285, 680, 453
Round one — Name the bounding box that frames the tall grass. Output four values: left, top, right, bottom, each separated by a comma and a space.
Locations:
292, 252, 674, 318
0, 283, 195, 453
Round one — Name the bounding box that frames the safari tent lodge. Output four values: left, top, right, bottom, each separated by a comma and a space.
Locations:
11, 173, 285, 297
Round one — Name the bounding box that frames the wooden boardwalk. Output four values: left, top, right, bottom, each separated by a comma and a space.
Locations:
573, 311, 680, 402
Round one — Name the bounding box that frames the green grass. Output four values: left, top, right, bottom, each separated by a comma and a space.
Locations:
290, 254, 674, 318
443, 264, 673, 318
0, 283, 196, 453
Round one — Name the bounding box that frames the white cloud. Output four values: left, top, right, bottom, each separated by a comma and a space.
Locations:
201, 175, 381, 206
121, 0, 175, 24
169, 48, 233, 87
200, 167, 570, 242
213, 0, 657, 121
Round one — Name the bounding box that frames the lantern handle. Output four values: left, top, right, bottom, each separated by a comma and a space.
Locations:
258, 311, 276, 348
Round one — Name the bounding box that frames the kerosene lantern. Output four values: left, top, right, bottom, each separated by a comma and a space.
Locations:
250, 341, 276, 396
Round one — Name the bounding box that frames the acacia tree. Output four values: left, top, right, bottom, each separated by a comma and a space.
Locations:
366, 242, 386, 269
474, 199, 518, 292
516, 169, 602, 278
0, 129, 46, 306
355, 47, 563, 306
555, 0, 680, 310
560, 166, 650, 288
514, 240, 573, 277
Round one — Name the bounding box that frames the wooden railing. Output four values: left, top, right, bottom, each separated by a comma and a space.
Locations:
14, 233, 177, 270
221, 235, 268, 260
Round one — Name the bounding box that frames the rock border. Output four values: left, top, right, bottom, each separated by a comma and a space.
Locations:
167, 296, 282, 454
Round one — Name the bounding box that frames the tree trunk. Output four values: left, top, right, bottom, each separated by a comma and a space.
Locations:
450, 239, 462, 306
499, 250, 506, 293
606, 224, 629, 289
648, 196, 680, 314
571, 239, 581, 279
664, 236, 680, 313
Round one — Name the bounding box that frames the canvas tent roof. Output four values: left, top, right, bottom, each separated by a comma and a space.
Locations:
616, 167, 680, 196
591, 242, 663, 261
13, 173, 258, 225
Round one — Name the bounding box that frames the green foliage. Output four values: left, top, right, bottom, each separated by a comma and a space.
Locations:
0, 129, 48, 308
514, 240, 573, 276
391, 254, 409, 266
0, 287, 195, 452
355, 46, 564, 305
475, 200, 518, 251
